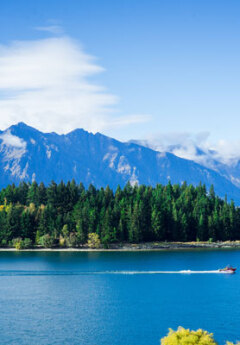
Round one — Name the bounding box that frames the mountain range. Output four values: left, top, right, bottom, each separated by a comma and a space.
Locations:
132, 139, 240, 189
1, 122, 240, 203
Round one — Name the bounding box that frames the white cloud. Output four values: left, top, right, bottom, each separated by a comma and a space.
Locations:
0, 36, 148, 134
96, 114, 151, 131
0, 131, 27, 163
211, 140, 240, 166
141, 132, 240, 168
0, 130, 26, 149
133, 132, 210, 163
35, 25, 63, 34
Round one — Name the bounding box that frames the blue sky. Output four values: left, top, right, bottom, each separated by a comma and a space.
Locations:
1, 0, 240, 146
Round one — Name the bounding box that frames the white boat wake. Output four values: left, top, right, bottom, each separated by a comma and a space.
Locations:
0, 269, 234, 276
101, 270, 229, 274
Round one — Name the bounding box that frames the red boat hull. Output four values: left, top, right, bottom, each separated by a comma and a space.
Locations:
219, 267, 236, 273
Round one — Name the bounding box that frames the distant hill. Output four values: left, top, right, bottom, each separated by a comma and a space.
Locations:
1, 122, 240, 203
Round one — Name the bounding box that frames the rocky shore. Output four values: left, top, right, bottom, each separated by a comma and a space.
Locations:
116, 241, 240, 250
1, 241, 240, 251
98, 241, 240, 250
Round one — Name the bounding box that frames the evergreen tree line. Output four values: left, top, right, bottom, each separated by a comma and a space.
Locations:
0, 180, 239, 248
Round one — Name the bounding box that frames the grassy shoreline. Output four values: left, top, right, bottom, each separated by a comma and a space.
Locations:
1, 241, 240, 251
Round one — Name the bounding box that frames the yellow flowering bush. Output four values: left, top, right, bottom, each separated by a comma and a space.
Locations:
161, 327, 217, 345
87, 232, 101, 248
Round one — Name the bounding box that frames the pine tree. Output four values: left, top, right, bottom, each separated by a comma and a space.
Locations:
38, 182, 47, 205
27, 181, 39, 206
76, 219, 87, 244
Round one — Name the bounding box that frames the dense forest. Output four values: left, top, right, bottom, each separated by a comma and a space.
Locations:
0, 180, 239, 248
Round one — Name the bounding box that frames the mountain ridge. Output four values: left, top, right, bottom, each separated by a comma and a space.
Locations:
1, 122, 240, 203
131, 139, 240, 189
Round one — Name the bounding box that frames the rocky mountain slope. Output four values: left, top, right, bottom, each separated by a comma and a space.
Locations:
1, 122, 240, 203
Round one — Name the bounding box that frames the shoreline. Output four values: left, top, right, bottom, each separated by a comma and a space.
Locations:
1, 241, 240, 252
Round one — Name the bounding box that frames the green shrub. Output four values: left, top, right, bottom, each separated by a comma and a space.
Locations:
12, 237, 32, 250
35, 230, 41, 245
12, 237, 24, 250
66, 232, 78, 248
23, 238, 32, 249
39, 234, 54, 248
1, 239, 7, 247
59, 235, 66, 247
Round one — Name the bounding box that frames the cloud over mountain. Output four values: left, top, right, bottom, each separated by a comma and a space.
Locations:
140, 132, 240, 168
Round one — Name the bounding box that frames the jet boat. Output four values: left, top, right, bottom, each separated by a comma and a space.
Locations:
218, 266, 236, 273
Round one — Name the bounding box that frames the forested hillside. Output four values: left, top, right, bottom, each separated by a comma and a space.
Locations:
0, 180, 239, 248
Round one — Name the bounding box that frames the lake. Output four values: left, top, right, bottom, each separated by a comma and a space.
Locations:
0, 249, 239, 345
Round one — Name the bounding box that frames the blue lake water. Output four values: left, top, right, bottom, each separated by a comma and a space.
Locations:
0, 249, 239, 345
